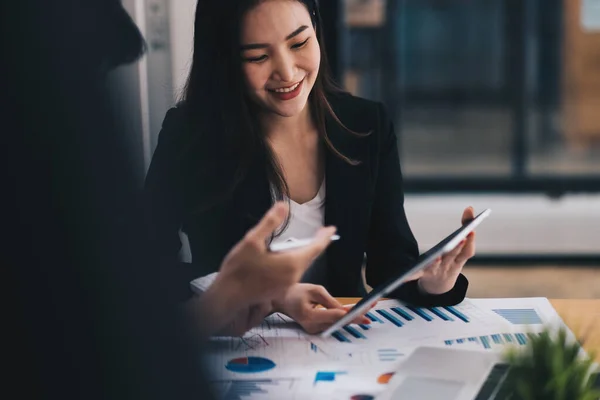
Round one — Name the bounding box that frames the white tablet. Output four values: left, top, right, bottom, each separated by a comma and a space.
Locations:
320, 208, 491, 338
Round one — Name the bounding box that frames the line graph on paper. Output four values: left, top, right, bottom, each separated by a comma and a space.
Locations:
259, 312, 290, 330
234, 334, 270, 351
228, 313, 295, 351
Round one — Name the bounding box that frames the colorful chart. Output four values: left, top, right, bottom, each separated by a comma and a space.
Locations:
314, 371, 347, 385
377, 372, 394, 384
225, 356, 276, 373
350, 395, 374, 400
332, 304, 473, 343
444, 332, 539, 350
492, 308, 542, 325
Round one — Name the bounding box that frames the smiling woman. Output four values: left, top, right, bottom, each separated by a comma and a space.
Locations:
240, 2, 320, 116
144, 0, 478, 336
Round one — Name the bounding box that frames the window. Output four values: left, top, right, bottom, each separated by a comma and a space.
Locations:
338, 0, 600, 193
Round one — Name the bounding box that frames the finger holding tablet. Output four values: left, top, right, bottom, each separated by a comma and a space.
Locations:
418, 206, 478, 295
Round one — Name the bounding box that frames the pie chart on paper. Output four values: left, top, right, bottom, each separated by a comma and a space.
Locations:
225, 356, 276, 373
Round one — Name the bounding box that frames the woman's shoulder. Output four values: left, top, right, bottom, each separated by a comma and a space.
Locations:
149, 103, 216, 180
155, 102, 221, 155
157, 103, 191, 144
326, 91, 389, 132
327, 91, 382, 112
151, 105, 186, 157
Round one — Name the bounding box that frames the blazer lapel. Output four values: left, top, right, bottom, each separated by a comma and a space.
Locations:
324, 114, 370, 290
231, 154, 272, 236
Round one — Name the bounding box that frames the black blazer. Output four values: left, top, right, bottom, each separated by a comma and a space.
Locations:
144, 92, 468, 305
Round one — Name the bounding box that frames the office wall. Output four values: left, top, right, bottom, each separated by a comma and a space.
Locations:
144, 0, 175, 152
169, 0, 196, 100
117, 0, 175, 177
107, 0, 149, 184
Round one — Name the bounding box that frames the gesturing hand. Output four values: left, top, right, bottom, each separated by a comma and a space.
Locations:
195, 202, 337, 337
216, 202, 337, 304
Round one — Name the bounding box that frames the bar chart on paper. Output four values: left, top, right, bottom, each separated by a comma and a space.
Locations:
438, 298, 573, 353
321, 299, 509, 347
492, 308, 543, 325
471, 298, 559, 327
443, 332, 541, 351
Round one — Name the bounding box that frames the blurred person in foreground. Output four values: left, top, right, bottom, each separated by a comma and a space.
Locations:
1, 0, 338, 399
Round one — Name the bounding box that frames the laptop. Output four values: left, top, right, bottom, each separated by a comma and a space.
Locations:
375, 347, 508, 400
376, 346, 600, 400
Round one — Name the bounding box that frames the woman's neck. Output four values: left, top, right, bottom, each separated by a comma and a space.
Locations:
260, 104, 316, 143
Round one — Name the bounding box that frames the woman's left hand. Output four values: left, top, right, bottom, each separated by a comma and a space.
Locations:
416, 207, 477, 295
273, 283, 371, 334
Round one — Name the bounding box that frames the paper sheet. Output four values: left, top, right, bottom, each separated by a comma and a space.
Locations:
206, 312, 339, 381
205, 298, 578, 399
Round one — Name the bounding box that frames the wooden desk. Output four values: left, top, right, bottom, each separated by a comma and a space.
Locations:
551, 299, 600, 363
337, 298, 600, 363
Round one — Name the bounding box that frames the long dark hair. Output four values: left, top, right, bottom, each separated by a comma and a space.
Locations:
182, 0, 359, 218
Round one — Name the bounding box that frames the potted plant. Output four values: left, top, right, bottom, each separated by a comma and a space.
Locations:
497, 327, 600, 400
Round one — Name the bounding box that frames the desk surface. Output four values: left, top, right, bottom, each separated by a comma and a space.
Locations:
337, 298, 600, 363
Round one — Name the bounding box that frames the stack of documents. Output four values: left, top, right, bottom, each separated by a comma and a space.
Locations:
205, 297, 577, 399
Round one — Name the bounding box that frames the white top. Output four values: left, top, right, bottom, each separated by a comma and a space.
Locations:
189, 272, 218, 295
189, 178, 327, 294
270, 178, 327, 285
272, 179, 325, 243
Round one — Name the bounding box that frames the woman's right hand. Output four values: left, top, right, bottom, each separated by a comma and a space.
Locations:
272, 283, 371, 334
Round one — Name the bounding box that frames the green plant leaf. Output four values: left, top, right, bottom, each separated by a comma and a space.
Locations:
502, 326, 599, 400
